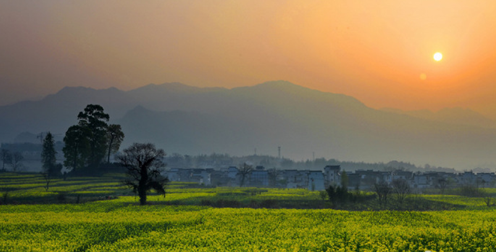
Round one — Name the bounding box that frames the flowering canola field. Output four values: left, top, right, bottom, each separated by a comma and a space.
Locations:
1, 202, 496, 252
2, 173, 496, 251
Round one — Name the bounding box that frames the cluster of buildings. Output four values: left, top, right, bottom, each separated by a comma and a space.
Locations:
4, 140, 495, 191
164, 165, 496, 191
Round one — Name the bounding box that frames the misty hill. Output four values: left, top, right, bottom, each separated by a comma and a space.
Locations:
381, 107, 496, 129
1, 81, 496, 169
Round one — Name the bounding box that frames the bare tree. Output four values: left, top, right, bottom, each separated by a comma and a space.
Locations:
1, 149, 11, 171
477, 177, 487, 189
118, 143, 169, 205
436, 178, 449, 195
238, 163, 253, 187
267, 167, 281, 187
391, 178, 411, 205
374, 180, 392, 208
106, 124, 124, 163
484, 196, 494, 207
10, 152, 24, 172
42, 171, 51, 192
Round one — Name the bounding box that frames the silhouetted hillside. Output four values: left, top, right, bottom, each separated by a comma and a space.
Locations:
1, 80, 495, 169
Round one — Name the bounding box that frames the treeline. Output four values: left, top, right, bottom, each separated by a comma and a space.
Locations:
0, 149, 24, 172
164, 153, 456, 173
32, 104, 125, 180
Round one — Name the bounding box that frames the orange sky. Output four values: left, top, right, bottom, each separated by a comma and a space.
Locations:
2, 1, 496, 117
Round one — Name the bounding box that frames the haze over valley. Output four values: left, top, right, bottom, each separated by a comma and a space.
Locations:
1, 80, 495, 170
6, 2, 496, 250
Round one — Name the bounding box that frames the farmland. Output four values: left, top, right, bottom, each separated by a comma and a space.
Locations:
1, 172, 496, 251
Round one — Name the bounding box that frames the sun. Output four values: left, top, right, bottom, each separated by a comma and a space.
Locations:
434, 52, 443, 61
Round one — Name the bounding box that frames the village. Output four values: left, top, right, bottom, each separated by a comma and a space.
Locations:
164, 165, 496, 191
2, 140, 495, 193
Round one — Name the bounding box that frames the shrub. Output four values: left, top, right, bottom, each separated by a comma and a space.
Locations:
259, 199, 278, 208
201, 199, 213, 206
1, 191, 9, 204
457, 185, 484, 197
215, 199, 241, 208
57, 192, 67, 203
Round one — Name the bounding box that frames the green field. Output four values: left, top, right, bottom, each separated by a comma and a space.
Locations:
1, 172, 496, 251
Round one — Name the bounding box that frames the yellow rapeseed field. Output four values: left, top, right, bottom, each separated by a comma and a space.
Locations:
2, 173, 496, 251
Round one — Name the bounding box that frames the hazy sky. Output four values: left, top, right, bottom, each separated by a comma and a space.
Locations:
2, 1, 496, 117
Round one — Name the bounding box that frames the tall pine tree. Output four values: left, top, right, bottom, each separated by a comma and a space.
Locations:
41, 132, 57, 175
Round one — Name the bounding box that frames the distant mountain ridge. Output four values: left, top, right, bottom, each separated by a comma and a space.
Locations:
1, 80, 495, 169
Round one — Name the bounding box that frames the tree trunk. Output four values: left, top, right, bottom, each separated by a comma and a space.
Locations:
107, 136, 114, 163
139, 164, 148, 205
73, 148, 78, 171
139, 186, 147, 205
45, 179, 50, 192
240, 176, 245, 187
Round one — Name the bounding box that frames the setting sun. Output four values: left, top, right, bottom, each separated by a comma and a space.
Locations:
434, 52, 443, 61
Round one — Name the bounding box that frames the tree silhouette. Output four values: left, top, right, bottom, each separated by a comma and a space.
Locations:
341, 170, 349, 189
63, 125, 90, 171
267, 167, 281, 187
391, 178, 410, 206
0, 149, 10, 171
77, 104, 109, 168
63, 104, 124, 173
118, 143, 169, 205
374, 180, 392, 208
436, 178, 449, 195
10, 152, 24, 172
238, 163, 253, 187
106, 124, 124, 163
41, 132, 57, 176
41, 132, 58, 190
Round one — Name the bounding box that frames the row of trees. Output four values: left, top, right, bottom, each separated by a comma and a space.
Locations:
35, 105, 125, 188
39, 104, 168, 205
63, 104, 124, 173
321, 170, 412, 208
235, 163, 282, 187
37, 104, 125, 179
2, 105, 125, 186
0, 149, 24, 172
373, 179, 411, 207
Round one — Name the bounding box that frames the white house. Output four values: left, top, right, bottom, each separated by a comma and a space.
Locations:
308, 171, 325, 191
190, 169, 211, 185
412, 173, 429, 188
164, 168, 180, 182
324, 165, 341, 187
227, 166, 238, 179
250, 166, 269, 187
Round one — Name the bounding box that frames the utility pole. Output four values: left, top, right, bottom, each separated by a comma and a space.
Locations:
278, 146, 281, 160
313, 151, 315, 169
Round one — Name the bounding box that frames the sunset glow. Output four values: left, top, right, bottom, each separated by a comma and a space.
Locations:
434, 53, 443, 61
1, 1, 496, 118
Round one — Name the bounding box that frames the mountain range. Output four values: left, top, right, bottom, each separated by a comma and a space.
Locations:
1, 80, 495, 170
